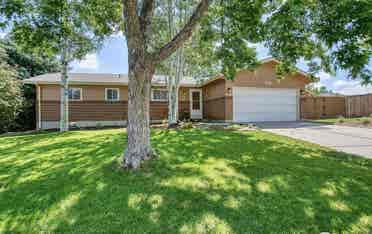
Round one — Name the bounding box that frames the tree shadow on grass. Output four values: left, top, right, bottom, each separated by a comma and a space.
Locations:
1, 129, 372, 233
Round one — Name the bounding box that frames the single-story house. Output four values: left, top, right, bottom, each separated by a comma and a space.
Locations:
23, 58, 312, 129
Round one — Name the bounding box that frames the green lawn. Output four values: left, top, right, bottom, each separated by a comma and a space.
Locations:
1, 129, 372, 233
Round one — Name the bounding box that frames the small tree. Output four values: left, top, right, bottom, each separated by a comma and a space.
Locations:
161, 0, 194, 126
0, 47, 23, 133
1, 0, 120, 132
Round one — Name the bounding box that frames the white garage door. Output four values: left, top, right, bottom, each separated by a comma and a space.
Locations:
233, 87, 299, 122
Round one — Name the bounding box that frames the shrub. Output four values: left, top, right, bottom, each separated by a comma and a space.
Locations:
0, 49, 23, 133
181, 121, 194, 129
337, 116, 345, 123
361, 118, 371, 125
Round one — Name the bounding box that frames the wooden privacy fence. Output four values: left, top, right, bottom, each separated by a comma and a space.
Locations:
301, 94, 372, 119
300, 96, 346, 119
346, 94, 372, 117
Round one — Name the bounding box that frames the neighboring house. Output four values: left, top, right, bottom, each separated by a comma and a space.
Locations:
23, 58, 312, 129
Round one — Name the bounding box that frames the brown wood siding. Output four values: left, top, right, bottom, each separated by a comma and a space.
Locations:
40, 85, 189, 102
203, 97, 226, 120
41, 100, 190, 121
225, 61, 308, 90
40, 84, 129, 101
225, 96, 233, 120
70, 101, 128, 121
346, 94, 372, 117
179, 87, 190, 102
150, 102, 168, 120
300, 97, 346, 119
203, 79, 227, 120
41, 101, 60, 121
179, 101, 190, 120
41, 85, 60, 101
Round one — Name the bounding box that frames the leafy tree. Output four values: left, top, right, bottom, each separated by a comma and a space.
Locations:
121, 0, 211, 168
0, 39, 60, 131
0, 47, 23, 133
306, 84, 336, 96
1, 0, 121, 132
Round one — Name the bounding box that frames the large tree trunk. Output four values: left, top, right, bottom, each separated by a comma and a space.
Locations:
122, 0, 211, 169
60, 60, 69, 132
123, 66, 156, 169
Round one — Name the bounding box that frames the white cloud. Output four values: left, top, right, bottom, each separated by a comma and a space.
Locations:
0, 32, 6, 38
76, 53, 98, 70
317, 71, 331, 80
336, 85, 372, 95
333, 79, 349, 88
329, 79, 372, 95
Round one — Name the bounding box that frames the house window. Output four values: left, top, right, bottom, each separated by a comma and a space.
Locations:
151, 89, 168, 101
68, 88, 82, 101
105, 88, 120, 101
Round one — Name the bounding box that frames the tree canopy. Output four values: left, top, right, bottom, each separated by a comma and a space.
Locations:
199, 0, 371, 83
0, 0, 120, 61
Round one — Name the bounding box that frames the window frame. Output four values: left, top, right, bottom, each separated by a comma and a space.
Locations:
68, 88, 82, 101
151, 88, 168, 102
105, 88, 120, 102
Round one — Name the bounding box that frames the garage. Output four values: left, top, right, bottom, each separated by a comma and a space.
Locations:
233, 87, 299, 122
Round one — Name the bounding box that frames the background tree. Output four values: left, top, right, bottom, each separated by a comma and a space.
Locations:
0, 39, 60, 131
0, 47, 23, 133
198, 0, 371, 82
306, 84, 337, 96
1, 0, 121, 132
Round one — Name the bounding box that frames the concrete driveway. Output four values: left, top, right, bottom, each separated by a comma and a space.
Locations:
255, 121, 372, 159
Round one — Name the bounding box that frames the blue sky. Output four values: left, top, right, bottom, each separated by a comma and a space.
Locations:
1, 30, 371, 95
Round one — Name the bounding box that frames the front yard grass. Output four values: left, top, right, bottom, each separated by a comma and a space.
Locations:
1, 129, 372, 233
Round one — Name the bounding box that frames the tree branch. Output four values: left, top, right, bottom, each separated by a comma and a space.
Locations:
140, 0, 155, 38
153, 0, 211, 62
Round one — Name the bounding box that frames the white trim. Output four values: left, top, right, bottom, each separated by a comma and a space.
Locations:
151, 88, 168, 102
189, 89, 203, 119
37, 85, 41, 130
105, 88, 120, 101
68, 87, 83, 101
297, 89, 300, 120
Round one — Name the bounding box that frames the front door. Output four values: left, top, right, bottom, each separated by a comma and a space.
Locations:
190, 89, 203, 119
